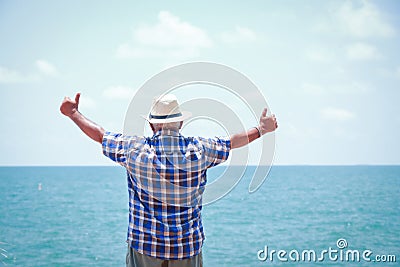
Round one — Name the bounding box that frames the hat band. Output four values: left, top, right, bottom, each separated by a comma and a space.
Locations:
149, 112, 182, 120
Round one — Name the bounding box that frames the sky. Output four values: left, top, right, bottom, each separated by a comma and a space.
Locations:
0, 0, 399, 166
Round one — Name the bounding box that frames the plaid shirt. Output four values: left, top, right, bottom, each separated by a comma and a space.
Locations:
102, 129, 230, 260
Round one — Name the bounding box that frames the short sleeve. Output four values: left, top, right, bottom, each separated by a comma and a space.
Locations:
198, 136, 231, 168
102, 131, 138, 167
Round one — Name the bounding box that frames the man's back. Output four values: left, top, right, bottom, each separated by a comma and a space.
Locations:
102, 128, 230, 260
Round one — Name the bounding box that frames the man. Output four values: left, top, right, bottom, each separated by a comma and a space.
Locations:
60, 93, 278, 267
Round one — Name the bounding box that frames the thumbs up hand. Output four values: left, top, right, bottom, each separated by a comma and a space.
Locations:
259, 108, 278, 135
60, 93, 81, 117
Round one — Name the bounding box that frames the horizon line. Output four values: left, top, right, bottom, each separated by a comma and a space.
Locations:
0, 164, 399, 167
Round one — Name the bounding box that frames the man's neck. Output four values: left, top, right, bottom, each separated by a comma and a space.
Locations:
153, 128, 180, 136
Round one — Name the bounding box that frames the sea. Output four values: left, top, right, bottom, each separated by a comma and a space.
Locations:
0, 166, 399, 266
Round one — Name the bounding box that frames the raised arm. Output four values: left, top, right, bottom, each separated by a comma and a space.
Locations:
230, 108, 278, 149
60, 93, 105, 144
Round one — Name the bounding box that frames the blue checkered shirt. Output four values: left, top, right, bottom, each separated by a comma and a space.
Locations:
102, 129, 230, 260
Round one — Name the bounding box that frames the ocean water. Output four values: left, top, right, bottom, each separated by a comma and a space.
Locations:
0, 166, 399, 266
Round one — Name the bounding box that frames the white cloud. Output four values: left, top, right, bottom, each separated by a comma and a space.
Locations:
346, 42, 380, 60
135, 11, 212, 48
0, 60, 57, 84
36, 60, 58, 76
0, 66, 24, 83
103, 86, 136, 100
314, 1, 395, 39
116, 11, 212, 60
321, 107, 355, 121
337, 1, 395, 38
220, 26, 257, 44
0, 66, 38, 83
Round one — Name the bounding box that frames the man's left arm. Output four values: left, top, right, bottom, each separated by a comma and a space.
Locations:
230, 108, 278, 149
60, 93, 105, 144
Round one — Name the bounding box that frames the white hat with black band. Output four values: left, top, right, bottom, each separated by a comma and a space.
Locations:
142, 94, 192, 123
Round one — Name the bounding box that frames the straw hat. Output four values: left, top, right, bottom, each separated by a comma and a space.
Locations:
142, 94, 192, 123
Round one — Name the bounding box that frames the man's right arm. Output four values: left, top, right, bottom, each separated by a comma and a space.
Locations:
60, 93, 105, 144
230, 108, 278, 149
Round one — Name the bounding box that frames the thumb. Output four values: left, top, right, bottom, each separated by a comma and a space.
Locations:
261, 108, 268, 118
75, 93, 81, 105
